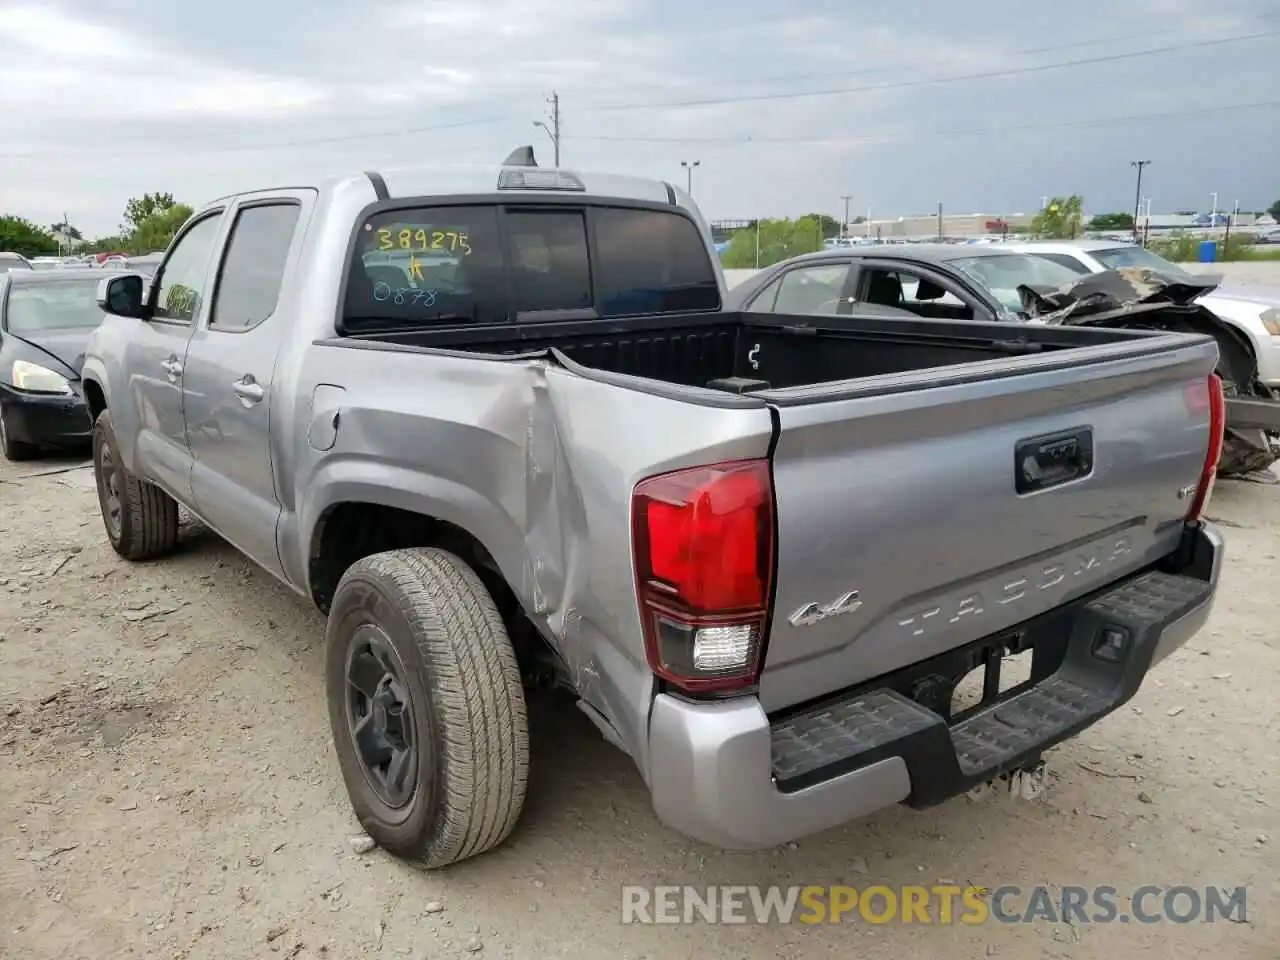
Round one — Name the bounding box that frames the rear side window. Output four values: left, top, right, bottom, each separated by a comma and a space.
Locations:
210, 203, 300, 330
594, 208, 720, 317
343, 205, 505, 332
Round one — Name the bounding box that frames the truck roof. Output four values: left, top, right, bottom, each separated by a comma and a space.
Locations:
209, 148, 684, 209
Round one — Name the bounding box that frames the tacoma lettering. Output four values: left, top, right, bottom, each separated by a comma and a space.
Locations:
896, 537, 1133, 638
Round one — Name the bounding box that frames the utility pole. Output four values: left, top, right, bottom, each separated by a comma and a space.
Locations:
1225, 198, 1239, 249
1130, 160, 1151, 243
936, 201, 944, 241
840, 195, 853, 240
532, 92, 561, 167
681, 160, 700, 195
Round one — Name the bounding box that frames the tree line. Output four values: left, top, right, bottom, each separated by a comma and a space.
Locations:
0, 192, 194, 259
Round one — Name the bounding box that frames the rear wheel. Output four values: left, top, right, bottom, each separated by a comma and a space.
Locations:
325, 547, 529, 868
92, 409, 179, 559
0, 409, 37, 461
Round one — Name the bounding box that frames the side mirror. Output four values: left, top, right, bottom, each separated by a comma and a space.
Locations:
97, 273, 147, 319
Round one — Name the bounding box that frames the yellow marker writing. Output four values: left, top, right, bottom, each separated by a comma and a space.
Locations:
409, 254, 423, 282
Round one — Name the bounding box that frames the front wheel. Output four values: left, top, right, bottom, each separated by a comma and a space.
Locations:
92, 410, 179, 559
325, 547, 530, 869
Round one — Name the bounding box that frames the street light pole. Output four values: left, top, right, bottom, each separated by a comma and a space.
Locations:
840, 195, 853, 241
1130, 160, 1151, 243
531, 91, 561, 167
681, 160, 700, 195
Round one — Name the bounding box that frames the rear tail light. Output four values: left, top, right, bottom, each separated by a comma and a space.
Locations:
631, 459, 775, 694
1185, 373, 1225, 524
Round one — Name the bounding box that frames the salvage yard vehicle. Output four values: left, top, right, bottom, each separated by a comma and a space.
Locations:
727, 244, 1278, 476
80, 149, 1224, 867
0, 269, 101, 460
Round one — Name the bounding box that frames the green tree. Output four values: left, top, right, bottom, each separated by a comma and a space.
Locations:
721, 217, 826, 269
1087, 211, 1135, 231
128, 203, 193, 255
804, 213, 841, 240
122, 192, 177, 234
0, 215, 59, 257
1031, 195, 1085, 239
1268, 199, 1280, 220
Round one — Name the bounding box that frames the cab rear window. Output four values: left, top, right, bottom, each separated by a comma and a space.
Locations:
341, 204, 719, 332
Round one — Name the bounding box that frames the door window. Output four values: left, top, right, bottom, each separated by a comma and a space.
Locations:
210, 204, 301, 330
859, 268, 975, 320
770, 264, 851, 315
152, 214, 223, 323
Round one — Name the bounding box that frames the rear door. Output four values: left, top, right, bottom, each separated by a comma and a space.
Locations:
182, 193, 311, 577
757, 338, 1217, 711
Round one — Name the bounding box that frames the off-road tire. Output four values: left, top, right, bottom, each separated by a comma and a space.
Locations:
92, 409, 179, 560
325, 547, 530, 869
0, 409, 37, 461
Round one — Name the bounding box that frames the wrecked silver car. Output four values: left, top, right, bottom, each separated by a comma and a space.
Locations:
1017, 266, 1280, 477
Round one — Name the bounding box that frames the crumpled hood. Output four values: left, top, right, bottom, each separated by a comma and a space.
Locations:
1016, 266, 1220, 323
6, 328, 93, 377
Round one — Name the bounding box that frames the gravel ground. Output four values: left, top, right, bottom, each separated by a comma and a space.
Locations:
1, 456, 1278, 959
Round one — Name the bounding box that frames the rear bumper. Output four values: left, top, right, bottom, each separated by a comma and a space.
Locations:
645, 523, 1222, 850
0, 385, 91, 447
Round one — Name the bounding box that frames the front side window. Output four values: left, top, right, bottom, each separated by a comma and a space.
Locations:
343, 205, 505, 332
4, 279, 104, 333
210, 204, 300, 330
153, 214, 223, 323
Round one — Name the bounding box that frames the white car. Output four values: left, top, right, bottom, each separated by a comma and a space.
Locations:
1004, 240, 1280, 388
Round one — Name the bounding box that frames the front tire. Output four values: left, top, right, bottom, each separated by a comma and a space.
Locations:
325, 547, 530, 869
0, 409, 37, 461
92, 409, 179, 560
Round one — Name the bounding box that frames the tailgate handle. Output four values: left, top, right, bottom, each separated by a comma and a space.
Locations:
1015, 427, 1094, 494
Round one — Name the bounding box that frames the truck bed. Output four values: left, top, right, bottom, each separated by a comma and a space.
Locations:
335, 310, 1169, 397
321, 307, 1218, 713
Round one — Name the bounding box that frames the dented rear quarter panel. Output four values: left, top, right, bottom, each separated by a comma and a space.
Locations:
282, 341, 775, 770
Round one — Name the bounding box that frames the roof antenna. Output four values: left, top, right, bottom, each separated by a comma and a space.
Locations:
502, 145, 538, 167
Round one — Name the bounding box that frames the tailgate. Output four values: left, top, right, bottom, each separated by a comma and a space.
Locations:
758, 337, 1218, 712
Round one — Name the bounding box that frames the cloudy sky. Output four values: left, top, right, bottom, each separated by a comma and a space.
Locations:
0, 0, 1276, 237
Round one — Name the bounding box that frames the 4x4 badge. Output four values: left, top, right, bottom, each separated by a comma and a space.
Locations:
788, 591, 863, 627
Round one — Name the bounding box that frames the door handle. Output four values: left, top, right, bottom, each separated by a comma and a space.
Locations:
232, 376, 265, 405
161, 358, 182, 378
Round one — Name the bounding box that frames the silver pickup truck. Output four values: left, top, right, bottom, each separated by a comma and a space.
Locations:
82, 151, 1225, 868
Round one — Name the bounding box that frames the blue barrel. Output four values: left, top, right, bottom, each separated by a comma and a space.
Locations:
1198, 240, 1218, 263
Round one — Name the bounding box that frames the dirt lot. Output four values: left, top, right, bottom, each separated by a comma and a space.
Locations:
1, 454, 1277, 960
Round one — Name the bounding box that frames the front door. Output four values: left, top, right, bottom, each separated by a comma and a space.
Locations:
124, 211, 226, 502
182, 196, 308, 578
